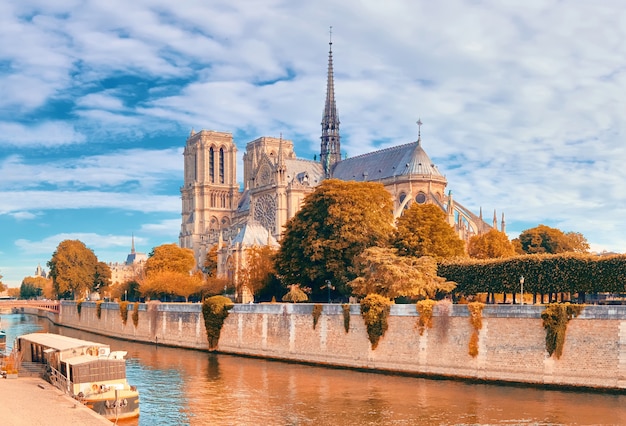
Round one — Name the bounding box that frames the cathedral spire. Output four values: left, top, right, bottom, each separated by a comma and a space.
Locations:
320, 26, 341, 178
131, 233, 136, 254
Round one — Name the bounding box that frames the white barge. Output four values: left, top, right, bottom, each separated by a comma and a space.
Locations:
16, 332, 140, 421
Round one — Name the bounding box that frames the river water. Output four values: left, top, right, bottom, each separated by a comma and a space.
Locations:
2, 312, 626, 425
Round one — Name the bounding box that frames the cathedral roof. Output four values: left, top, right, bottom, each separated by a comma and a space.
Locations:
331, 140, 443, 182
231, 222, 278, 247
285, 158, 325, 186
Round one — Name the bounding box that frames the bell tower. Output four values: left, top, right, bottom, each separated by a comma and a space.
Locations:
179, 130, 239, 268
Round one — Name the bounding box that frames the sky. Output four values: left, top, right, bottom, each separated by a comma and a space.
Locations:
1, 0, 626, 288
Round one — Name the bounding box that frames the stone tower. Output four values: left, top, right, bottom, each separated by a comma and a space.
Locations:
179, 130, 240, 267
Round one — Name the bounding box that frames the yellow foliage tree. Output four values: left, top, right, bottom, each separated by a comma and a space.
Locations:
47, 240, 100, 299
238, 245, 278, 300
393, 204, 466, 259
145, 243, 195, 275
349, 246, 455, 299
141, 243, 200, 301
468, 229, 516, 259
140, 270, 204, 302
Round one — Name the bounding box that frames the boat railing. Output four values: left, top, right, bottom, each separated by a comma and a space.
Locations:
47, 365, 72, 395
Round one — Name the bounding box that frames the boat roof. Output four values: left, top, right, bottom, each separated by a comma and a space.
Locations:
18, 333, 108, 351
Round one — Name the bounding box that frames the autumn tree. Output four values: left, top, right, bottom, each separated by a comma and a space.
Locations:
393, 204, 466, 259
468, 229, 516, 259
349, 247, 456, 299
7, 287, 20, 299
238, 245, 280, 302
93, 261, 112, 291
48, 240, 100, 299
203, 245, 219, 276
20, 276, 53, 299
145, 243, 196, 275
515, 225, 589, 254
0, 272, 5, 293
275, 179, 395, 300
141, 243, 203, 301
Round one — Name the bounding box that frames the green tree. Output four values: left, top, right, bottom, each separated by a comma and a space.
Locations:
48, 240, 99, 299
393, 204, 466, 259
349, 246, 455, 299
275, 179, 395, 299
468, 229, 516, 259
515, 225, 589, 254
20, 276, 51, 299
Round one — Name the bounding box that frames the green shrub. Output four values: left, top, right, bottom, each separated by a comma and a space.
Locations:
202, 296, 234, 350
541, 303, 584, 359
416, 299, 437, 335
132, 302, 139, 327
360, 294, 392, 350
96, 300, 103, 319
467, 302, 484, 357
312, 304, 323, 329
342, 304, 351, 333
119, 301, 129, 325
76, 300, 83, 317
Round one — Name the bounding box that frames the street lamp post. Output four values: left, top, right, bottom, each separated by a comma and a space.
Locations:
323, 280, 333, 304
519, 276, 525, 305
125, 290, 128, 302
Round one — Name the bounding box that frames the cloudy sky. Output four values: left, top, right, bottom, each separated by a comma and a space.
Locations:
1, 0, 625, 287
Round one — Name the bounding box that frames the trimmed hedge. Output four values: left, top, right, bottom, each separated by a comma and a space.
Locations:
439, 253, 626, 298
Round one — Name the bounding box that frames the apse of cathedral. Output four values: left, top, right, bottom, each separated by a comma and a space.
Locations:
179, 37, 504, 285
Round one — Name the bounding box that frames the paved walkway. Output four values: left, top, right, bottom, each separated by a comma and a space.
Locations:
0, 377, 111, 425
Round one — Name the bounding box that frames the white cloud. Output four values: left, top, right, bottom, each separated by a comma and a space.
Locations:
0, 122, 85, 147
0, 191, 179, 215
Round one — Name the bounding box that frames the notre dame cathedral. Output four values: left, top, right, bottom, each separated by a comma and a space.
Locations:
179, 39, 503, 290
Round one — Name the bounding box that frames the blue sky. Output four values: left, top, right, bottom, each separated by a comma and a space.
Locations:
1, 0, 626, 287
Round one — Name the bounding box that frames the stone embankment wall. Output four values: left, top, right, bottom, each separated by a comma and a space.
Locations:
55, 301, 626, 390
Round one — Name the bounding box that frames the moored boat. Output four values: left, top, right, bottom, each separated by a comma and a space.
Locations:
16, 333, 139, 421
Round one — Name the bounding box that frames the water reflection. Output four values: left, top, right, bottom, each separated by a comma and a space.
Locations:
2, 313, 626, 425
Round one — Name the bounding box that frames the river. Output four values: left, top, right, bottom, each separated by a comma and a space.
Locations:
2, 312, 626, 425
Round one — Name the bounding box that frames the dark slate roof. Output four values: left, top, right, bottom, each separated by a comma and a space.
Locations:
285, 158, 325, 186
331, 141, 443, 182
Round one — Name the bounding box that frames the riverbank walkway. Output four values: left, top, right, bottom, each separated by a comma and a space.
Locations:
0, 377, 111, 425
